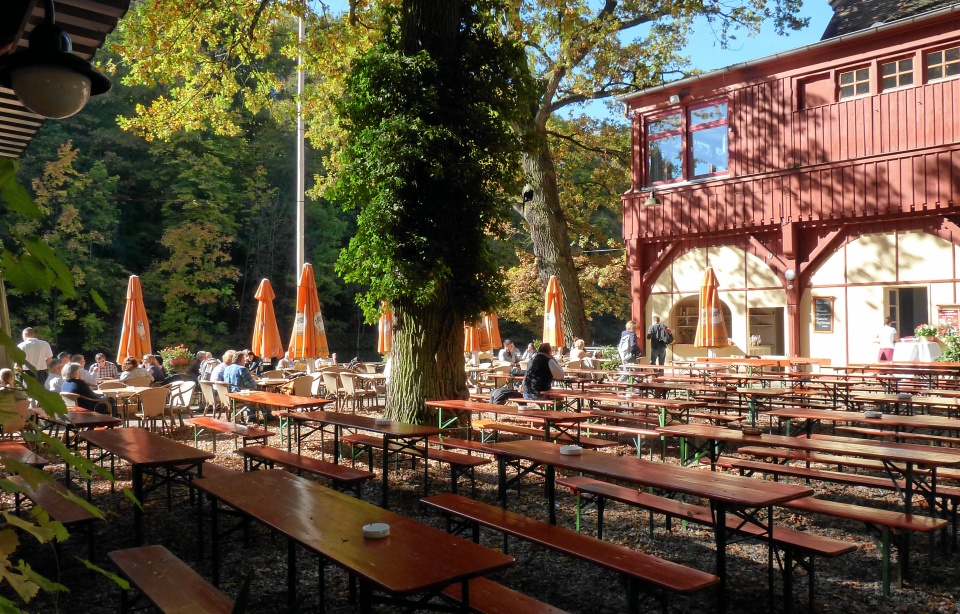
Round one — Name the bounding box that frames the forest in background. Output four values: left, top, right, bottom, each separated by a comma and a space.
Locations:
4, 28, 630, 362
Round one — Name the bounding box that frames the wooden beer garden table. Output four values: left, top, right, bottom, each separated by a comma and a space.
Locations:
424, 399, 591, 444
80, 427, 214, 545
195, 470, 513, 612
539, 389, 705, 425
280, 411, 443, 507
226, 391, 333, 445
486, 439, 812, 611
849, 392, 960, 417
767, 406, 960, 438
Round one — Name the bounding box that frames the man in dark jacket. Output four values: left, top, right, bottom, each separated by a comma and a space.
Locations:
521, 343, 565, 399
647, 315, 669, 366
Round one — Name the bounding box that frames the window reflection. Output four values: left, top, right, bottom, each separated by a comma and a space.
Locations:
649, 135, 683, 183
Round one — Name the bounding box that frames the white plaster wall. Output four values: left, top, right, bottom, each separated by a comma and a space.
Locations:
847, 234, 895, 284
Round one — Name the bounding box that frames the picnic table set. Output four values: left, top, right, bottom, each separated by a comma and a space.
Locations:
6, 356, 960, 612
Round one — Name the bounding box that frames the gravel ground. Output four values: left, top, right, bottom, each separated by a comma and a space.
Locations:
4, 412, 960, 614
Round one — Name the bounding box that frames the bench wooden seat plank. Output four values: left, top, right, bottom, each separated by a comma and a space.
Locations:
738, 446, 960, 482
473, 422, 618, 449
237, 445, 373, 496
108, 545, 234, 614
442, 577, 570, 614
833, 426, 960, 446
9, 475, 97, 527
428, 435, 496, 455
422, 493, 719, 605
341, 433, 490, 495
0, 443, 50, 468
185, 417, 273, 451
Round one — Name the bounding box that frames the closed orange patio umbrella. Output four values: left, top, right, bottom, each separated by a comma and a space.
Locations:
542, 275, 563, 348
378, 302, 393, 354
694, 267, 728, 354
463, 322, 481, 353
480, 312, 501, 352
252, 279, 284, 359
288, 263, 329, 361
117, 275, 151, 361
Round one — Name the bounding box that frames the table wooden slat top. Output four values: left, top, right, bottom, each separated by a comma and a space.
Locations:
540, 389, 705, 410
80, 427, 214, 466
487, 439, 813, 507
226, 391, 333, 409
657, 424, 960, 468
32, 408, 122, 429
767, 407, 960, 430
0, 442, 48, 467
289, 411, 443, 437
195, 470, 514, 594
850, 393, 960, 407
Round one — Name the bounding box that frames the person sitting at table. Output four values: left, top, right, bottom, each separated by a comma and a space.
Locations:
89, 353, 119, 381
61, 362, 117, 416
497, 339, 522, 368
521, 342, 537, 362
119, 357, 151, 382
569, 338, 587, 361
43, 358, 65, 393
199, 352, 219, 380
187, 351, 206, 378
210, 351, 234, 382
142, 354, 166, 383
277, 350, 296, 370
71, 354, 98, 387
0, 368, 27, 401
521, 343, 564, 400
223, 351, 260, 422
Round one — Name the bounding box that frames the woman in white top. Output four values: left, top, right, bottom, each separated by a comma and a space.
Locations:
876, 317, 897, 361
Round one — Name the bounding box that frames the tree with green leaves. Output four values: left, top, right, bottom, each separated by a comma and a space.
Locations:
333, 0, 534, 420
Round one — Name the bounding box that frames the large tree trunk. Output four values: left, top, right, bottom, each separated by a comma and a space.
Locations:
521, 136, 591, 344
387, 288, 468, 424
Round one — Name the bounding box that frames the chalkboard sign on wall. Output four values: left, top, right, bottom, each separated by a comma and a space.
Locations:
813, 297, 833, 333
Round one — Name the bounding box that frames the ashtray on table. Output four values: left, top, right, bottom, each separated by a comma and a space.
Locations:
741, 427, 762, 436
374, 419, 391, 426
864, 411, 883, 419
559, 445, 583, 456
362, 523, 390, 539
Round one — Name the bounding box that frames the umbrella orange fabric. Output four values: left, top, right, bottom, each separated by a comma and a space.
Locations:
480, 312, 501, 352
288, 263, 330, 360
542, 275, 564, 348
377, 302, 393, 354
252, 279, 284, 359
117, 275, 151, 361
463, 322, 481, 353
694, 267, 728, 349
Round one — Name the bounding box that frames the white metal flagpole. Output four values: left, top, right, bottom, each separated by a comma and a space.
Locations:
295, 4, 306, 277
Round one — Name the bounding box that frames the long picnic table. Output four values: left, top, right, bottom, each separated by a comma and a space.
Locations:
281, 410, 443, 507
195, 470, 513, 612
767, 406, 960, 439
485, 438, 812, 612
80, 427, 214, 545
226, 390, 333, 444
424, 399, 590, 443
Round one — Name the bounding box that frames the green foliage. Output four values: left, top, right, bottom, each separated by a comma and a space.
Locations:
938, 334, 960, 362
333, 4, 535, 322
597, 345, 622, 370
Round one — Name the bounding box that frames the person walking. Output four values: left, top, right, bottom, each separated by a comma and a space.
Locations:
876, 316, 898, 361
617, 320, 642, 381
17, 327, 53, 383
647, 316, 670, 366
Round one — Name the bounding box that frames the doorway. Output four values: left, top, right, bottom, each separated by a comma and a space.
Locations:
886, 287, 928, 338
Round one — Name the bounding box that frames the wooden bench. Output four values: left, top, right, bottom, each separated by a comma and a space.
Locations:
428, 434, 495, 455
555, 475, 854, 612
833, 425, 960, 447
422, 493, 719, 612
108, 545, 233, 613
341, 433, 491, 496
782, 496, 947, 595
9, 474, 99, 558
472, 422, 619, 449
176, 461, 240, 506
442, 577, 569, 613
738, 446, 960, 482
237, 445, 373, 497
185, 417, 273, 451
0, 442, 50, 468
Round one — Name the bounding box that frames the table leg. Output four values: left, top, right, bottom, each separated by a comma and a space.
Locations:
288, 538, 297, 610
381, 434, 389, 508
711, 501, 728, 614
211, 498, 220, 586
133, 465, 144, 545
546, 464, 556, 525
497, 457, 506, 508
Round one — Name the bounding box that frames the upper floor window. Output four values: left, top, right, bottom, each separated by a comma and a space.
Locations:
839, 67, 870, 99
927, 46, 960, 81
881, 58, 913, 91
646, 101, 728, 186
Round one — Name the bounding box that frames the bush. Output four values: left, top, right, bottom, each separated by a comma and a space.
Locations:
938, 333, 960, 362
597, 346, 621, 370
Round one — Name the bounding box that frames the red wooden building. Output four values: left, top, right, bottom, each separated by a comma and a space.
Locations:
620, 0, 960, 364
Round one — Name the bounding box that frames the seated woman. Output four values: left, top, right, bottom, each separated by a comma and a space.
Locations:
119, 357, 152, 382
569, 338, 587, 361
61, 362, 117, 416
142, 354, 167, 383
